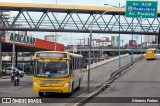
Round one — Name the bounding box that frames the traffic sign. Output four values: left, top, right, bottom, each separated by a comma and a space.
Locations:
126, 1, 158, 18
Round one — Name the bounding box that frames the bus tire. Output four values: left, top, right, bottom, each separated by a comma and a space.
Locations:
69, 83, 74, 96
38, 92, 44, 97
77, 79, 81, 90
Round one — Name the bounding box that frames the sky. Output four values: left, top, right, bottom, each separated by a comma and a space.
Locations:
0, 0, 160, 46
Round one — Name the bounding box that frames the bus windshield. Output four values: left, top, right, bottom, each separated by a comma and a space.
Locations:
35, 61, 69, 78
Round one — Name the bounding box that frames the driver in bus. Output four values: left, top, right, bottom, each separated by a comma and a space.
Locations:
50, 71, 54, 78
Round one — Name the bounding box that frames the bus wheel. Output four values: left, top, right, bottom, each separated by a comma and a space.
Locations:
38, 92, 44, 97
77, 79, 81, 90
69, 83, 74, 96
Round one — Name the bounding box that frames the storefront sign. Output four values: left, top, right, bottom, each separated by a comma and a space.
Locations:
5, 32, 36, 45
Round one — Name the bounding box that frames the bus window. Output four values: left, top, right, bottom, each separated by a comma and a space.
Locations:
36, 61, 69, 78
70, 56, 73, 70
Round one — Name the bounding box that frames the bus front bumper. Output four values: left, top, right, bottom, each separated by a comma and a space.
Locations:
33, 82, 70, 93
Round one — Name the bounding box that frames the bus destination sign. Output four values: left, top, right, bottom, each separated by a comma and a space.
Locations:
36, 52, 67, 58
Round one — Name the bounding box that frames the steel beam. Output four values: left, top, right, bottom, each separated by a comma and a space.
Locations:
0, 6, 159, 35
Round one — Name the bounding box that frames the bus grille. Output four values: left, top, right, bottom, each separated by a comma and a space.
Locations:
40, 80, 62, 84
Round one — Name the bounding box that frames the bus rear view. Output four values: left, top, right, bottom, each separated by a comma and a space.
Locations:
145, 49, 156, 60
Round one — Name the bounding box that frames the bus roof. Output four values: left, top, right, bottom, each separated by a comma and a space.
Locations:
35, 51, 83, 58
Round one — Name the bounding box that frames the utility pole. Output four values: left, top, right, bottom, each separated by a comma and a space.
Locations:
88, 10, 109, 93
158, 29, 160, 49
84, 38, 85, 47
0, 32, 2, 77
12, 31, 15, 70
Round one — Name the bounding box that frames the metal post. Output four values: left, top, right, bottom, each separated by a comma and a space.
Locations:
0, 33, 2, 77
158, 29, 160, 49
80, 39, 82, 55
12, 32, 15, 70
55, 35, 56, 51
118, 2, 121, 70
136, 37, 138, 54
15, 51, 18, 68
93, 38, 95, 63
84, 38, 85, 46
88, 32, 92, 93
88, 10, 108, 93
131, 18, 133, 63
140, 18, 142, 57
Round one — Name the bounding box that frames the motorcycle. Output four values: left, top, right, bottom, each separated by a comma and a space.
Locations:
14, 76, 20, 86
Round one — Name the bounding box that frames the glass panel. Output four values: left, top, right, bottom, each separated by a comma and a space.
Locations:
35, 61, 69, 78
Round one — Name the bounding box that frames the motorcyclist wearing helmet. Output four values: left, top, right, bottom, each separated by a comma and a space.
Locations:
11, 69, 20, 82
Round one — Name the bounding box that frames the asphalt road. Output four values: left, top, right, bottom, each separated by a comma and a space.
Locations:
0, 54, 140, 106
84, 56, 160, 106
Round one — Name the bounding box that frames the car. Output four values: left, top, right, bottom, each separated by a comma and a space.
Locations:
5, 67, 25, 77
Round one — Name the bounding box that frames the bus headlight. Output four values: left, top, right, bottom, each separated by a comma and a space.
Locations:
33, 82, 40, 88
62, 83, 69, 88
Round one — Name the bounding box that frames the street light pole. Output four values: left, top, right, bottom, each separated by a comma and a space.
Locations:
118, 2, 121, 70
0, 32, 2, 77
88, 10, 108, 93
104, 3, 123, 70
140, 18, 142, 57
12, 31, 15, 70
158, 29, 160, 49
131, 18, 134, 63
134, 36, 139, 54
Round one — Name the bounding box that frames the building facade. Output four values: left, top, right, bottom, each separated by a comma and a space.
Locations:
142, 35, 156, 46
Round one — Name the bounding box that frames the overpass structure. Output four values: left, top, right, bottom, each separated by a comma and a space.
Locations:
0, 2, 160, 35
